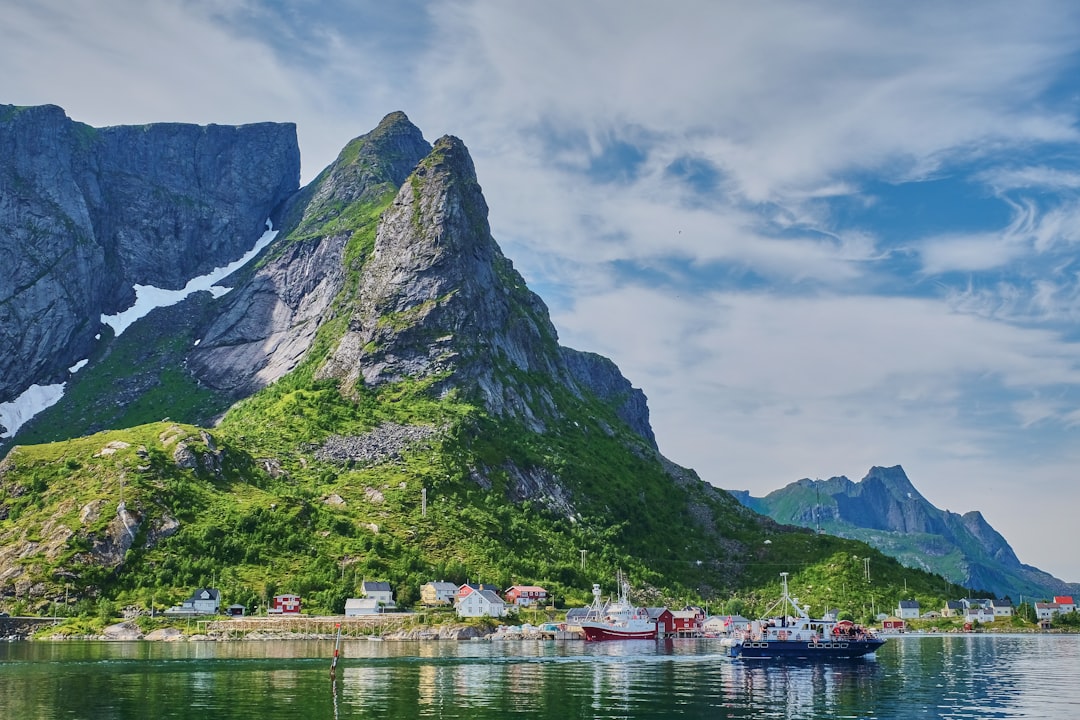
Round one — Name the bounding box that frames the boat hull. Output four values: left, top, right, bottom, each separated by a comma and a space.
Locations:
580, 624, 657, 641
734, 638, 885, 659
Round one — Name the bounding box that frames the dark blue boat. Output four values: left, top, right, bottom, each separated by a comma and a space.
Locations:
726, 572, 886, 660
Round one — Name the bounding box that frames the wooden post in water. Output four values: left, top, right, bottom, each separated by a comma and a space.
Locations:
330, 622, 342, 679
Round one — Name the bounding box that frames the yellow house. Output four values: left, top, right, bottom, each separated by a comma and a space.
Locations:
420, 581, 459, 606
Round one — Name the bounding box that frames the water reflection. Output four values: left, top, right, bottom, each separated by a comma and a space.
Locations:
2, 635, 1080, 718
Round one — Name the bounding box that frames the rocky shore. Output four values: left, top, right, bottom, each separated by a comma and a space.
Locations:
21, 620, 504, 642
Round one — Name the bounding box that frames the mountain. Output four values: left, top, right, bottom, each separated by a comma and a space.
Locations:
0, 104, 299, 423
730, 465, 1077, 600
0, 107, 954, 618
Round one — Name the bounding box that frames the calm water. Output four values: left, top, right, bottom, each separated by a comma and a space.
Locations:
1, 634, 1078, 719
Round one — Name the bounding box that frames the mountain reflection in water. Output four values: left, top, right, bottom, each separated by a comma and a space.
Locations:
1, 635, 1078, 719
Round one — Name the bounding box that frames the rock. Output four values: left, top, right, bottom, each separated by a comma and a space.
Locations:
94, 440, 131, 457
144, 515, 180, 548
0, 103, 300, 409
258, 458, 287, 479
103, 621, 143, 640
80, 500, 104, 524
188, 111, 431, 397
172, 442, 197, 470
315, 133, 654, 442
315, 423, 438, 466
144, 627, 184, 641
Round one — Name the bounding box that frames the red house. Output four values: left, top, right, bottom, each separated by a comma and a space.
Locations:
458, 583, 499, 601
648, 608, 675, 635
1053, 596, 1076, 613
882, 616, 906, 632
670, 608, 705, 636
269, 594, 301, 614
505, 585, 549, 606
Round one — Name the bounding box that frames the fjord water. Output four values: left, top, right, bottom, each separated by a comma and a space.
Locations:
1, 635, 1077, 719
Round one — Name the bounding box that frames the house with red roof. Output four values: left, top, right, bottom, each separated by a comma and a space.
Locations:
1053, 596, 1076, 613
269, 593, 301, 614
505, 585, 548, 607
458, 583, 499, 602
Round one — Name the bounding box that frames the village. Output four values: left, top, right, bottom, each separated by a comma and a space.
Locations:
881, 594, 1077, 632
157, 579, 1080, 639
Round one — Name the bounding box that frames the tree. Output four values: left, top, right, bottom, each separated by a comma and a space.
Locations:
1016, 601, 1038, 624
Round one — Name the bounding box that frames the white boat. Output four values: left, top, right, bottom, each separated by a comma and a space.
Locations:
578, 573, 657, 641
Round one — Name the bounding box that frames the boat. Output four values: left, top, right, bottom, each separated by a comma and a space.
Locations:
578, 573, 657, 641
723, 572, 886, 660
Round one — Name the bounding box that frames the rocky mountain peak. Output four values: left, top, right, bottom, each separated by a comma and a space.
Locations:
318, 134, 565, 417
731, 465, 1073, 598
311, 129, 655, 442
4, 109, 656, 451
295, 111, 430, 225
861, 465, 926, 503
188, 112, 432, 397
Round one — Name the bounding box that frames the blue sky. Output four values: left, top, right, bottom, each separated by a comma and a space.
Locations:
4, 0, 1080, 582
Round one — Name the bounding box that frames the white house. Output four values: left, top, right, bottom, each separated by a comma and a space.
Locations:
345, 597, 382, 616
361, 580, 395, 608
456, 589, 507, 618
1054, 596, 1076, 614
458, 583, 499, 602
990, 599, 1013, 618
1036, 602, 1061, 621
702, 615, 751, 634
965, 605, 995, 624
164, 587, 221, 616
897, 600, 920, 620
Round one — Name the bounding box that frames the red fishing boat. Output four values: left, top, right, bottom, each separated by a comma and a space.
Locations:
578, 573, 657, 641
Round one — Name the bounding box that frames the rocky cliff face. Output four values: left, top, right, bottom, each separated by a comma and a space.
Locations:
188, 112, 431, 396
0, 103, 299, 405
315, 130, 655, 444
3, 109, 655, 453
731, 465, 1074, 599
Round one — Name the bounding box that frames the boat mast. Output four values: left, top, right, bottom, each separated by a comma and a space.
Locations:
760, 572, 810, 620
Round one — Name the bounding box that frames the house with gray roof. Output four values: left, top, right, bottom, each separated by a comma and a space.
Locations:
897, 600, 920, 620
456, 589, 507, 618
361, 580, 395, 608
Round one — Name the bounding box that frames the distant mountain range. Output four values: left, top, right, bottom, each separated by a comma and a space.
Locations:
728, 465, 1078, 601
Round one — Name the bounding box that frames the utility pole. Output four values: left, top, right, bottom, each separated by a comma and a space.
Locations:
580, 549, 586, 571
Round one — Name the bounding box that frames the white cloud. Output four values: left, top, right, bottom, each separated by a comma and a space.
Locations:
978, 166, 1080, 192
2, 0, 306, 126
554, 282, 1080, 580
419, 1, 1080, 203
